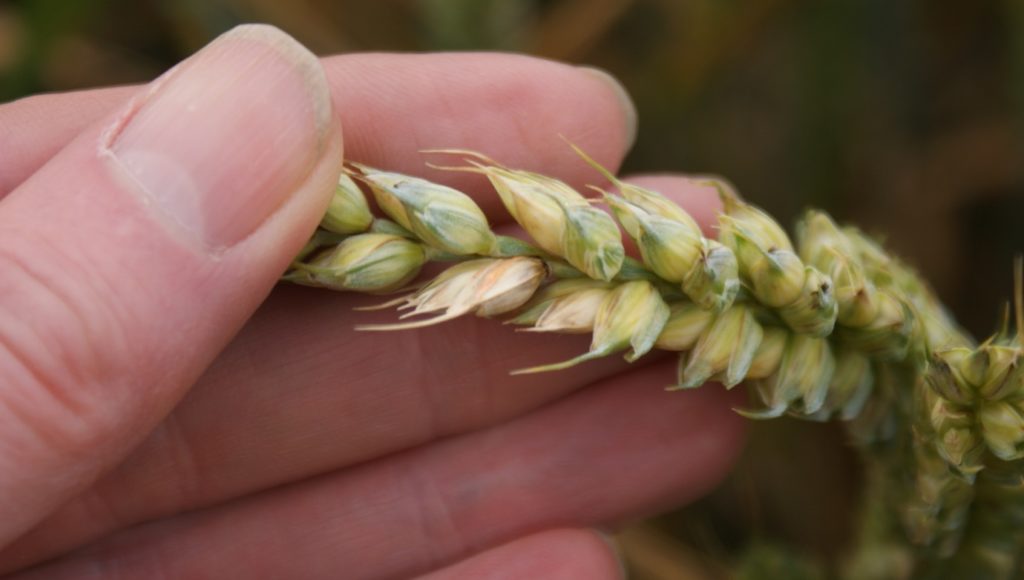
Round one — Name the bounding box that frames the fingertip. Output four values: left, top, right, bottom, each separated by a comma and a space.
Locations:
576, 66, 638, 152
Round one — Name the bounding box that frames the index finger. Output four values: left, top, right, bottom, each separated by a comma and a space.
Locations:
0, 53, 637, 212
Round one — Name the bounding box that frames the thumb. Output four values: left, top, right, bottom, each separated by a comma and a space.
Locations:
0, 24, 342, 544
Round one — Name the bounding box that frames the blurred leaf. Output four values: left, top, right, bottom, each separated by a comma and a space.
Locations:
734, 542, 825, 580
416, 0, 533, 50
1, 0, 108, 100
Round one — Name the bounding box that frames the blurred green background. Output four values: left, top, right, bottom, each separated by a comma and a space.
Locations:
2, 0, 1023, 577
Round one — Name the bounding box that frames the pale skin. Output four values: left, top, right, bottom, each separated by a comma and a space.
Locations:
0, 25, 745, 579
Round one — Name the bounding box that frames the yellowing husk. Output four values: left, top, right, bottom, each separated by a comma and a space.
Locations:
755, 335, 836, 417
976, 345, 1023, 401
320, 172, 374, 234
605, 195, 703, 282
745, 326, 789, 380
591, 280, 671, 362
522, 284, 613, 333
718, 190, 794, 254
979, 400, 1024, 460
827, 347, 874, 420
354, 166, 497, 256
618, 180, 702, 228
953, 347, 989, 390
992, 360, 1024, 402
733, 236, 806, 308
682, 240, 740, 311
561, 203, 625, 281
485, 167, 581, 255
778, 266, 839, 336
937, 426, 987, 478
655, 302, 716, 351
299, 233, 426, 292
602, 178, 738, 312
797, 212, 881, 329
677, 304, 764, 389
506, 278, 615, 326
834, 272, 879, 328
929, 395, 986, 476
514, 280, 669, 373
459, 163, 624, 281
474, 258, 551, 317
925, 349, 976, 406
836, 291, 915, 359
358, 257, 546, 330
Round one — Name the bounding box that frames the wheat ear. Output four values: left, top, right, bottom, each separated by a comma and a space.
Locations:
287, 147, 1024, 578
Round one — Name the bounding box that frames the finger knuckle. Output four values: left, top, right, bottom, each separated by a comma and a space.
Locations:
0, 236, 131, 456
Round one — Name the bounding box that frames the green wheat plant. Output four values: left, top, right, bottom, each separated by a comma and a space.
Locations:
284, 144, 1024, 580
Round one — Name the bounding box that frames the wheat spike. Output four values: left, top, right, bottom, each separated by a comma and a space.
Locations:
283, 145, 1024, 578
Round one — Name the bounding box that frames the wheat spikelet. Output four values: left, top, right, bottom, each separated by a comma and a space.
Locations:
285, 147, 1024, 578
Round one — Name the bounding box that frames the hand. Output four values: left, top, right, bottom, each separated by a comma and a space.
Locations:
0, 25, 744, 578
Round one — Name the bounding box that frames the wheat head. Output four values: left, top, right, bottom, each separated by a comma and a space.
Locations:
286, 145, 1024, 579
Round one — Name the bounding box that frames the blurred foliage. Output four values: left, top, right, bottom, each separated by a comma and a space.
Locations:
2, 0, 1023, 577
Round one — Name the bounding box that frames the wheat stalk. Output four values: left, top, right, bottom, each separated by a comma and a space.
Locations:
286, 145, 1024, 579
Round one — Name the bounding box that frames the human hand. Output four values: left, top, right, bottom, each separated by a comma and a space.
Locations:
0, 25, 744, 578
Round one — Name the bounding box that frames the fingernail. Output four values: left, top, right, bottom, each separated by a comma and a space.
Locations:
578, 66, 638, 151
107, 24, 332, 250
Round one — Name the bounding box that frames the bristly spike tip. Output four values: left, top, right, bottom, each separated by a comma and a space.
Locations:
420, 148, 506, 167
562, 135, 621, 186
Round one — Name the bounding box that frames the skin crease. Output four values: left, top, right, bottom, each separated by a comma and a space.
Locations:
0, 27, 744, 579
15, 361, 745, 580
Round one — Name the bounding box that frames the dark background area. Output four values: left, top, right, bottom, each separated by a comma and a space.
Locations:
3, 0, 1022, 577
